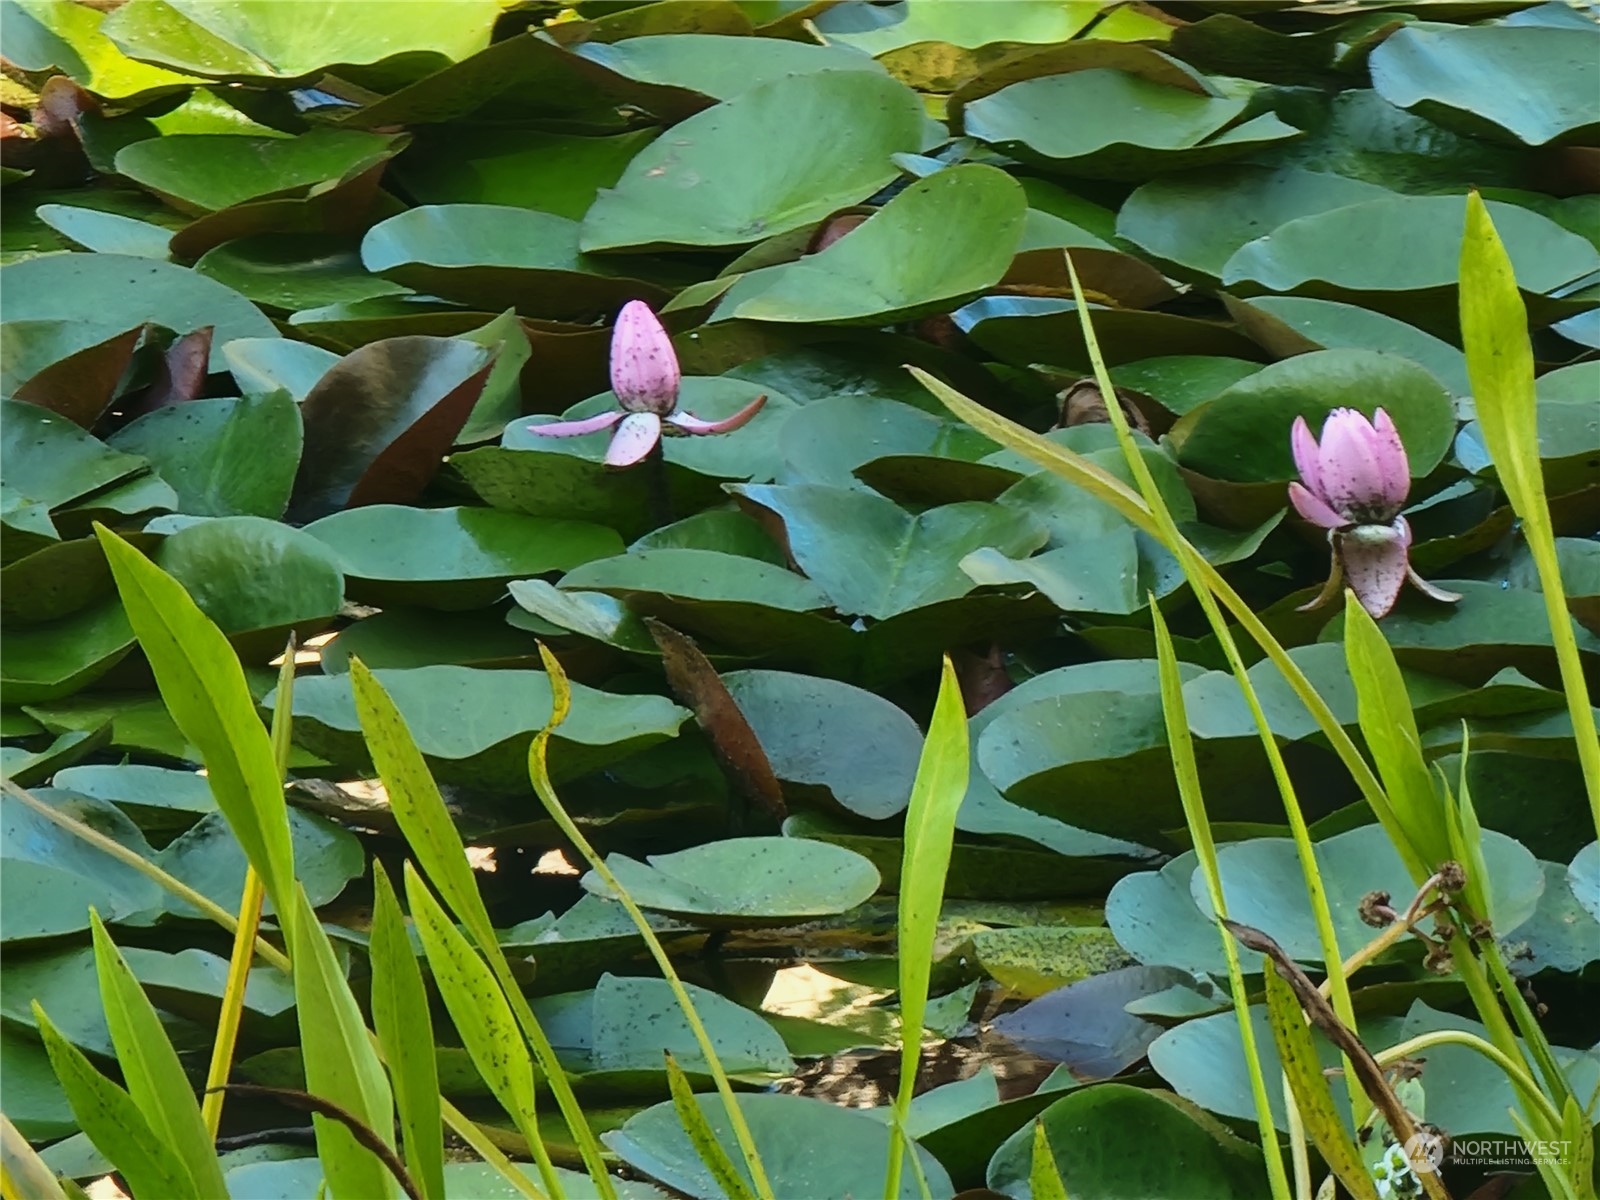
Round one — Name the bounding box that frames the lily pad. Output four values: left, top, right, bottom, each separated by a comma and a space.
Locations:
152, 516, 344, 661
1, 788, 161, 942
574, 34, 886, 99
194, 234, 409, 313
51, 763, 217, 842
731, 483, 1048, 620
2, 320, 146, 429
1174, 349, 1456, 484
0, 398, 149, 519
1, 0, 198, 101
0, 253, 276, 371
1, 598, 134, 704
1222, 195, 1600, 335
113, 130, 401, 215
580, 70, 925, 252
986, 1083, 1266, 1199
1115, 164, 1392, 281
271, 665, 689, 790
107, 393, 303, 519
720, 669, 920, 820
362, 204, 667, 322
303, 505, 622, 611
223, 337, 339, 402
1369, 24, 1600, 147
1569, 842, 1600, 926
709, 165, 1027, 326
583, 836, 880, 923
100, 0, 500, 86
962, 69, 1301, 181
153, 809, 363, 920
958, 296, 1265, 369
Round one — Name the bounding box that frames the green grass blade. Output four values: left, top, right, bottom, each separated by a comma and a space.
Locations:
1029, 1122, 1069, 1200
664, 1053, 758, 1200
528, 644, 774, 1200
92, 524, 296, 926
89, 913, 227, 1198
885, 655, 968, 1200
1342, 596, 1451, 877
1, 1112, 70, 1200
1459, 192, 1600, 831
1261, 965, 1380, 1200
371, 862, 447, 1200
32, 1005, 201, 1200
403, 863, 552, 1197
288, 885, 398, 1200
1151, 605, 1292, 1200
347, 657, 592, 1200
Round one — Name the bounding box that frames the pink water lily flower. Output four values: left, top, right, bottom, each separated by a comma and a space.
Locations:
1290, 407, 1461, 619
526, 300, 766, 467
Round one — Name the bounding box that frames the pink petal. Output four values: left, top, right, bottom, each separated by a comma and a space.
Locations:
526, 411, 624, 437
610, 300, 679, 415
1290, 415, 1324, 498
1319, 408, 1398, 522
666, 394, 768, 435
1369, 408, 1411, 512
604, 412, 662, 467
1288, 481, 1345, 530
1336, 519, 1411, 619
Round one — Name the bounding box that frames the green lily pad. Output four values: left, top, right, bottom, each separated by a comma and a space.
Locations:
1226, 295, 1472, 400
113, 130, 401, 215
224, 1159, 666, 1200
584, 836, 880, 923
720, 669, 920, 821
1203, 823, 1544, 965
731, 483, 1048, 620
629, 509, 786, 564
1509, 860, 1600, 975
51, 764, 217, 842
100, 0, 500, 86
391, 128, 659, 220
963, 69, 1300, 181
506, 583, 657, 657
153, 808, 363, 920
0, 253, 277, 371
541, 973, 792, 1078
966, 925, 1133, 998
1115, 164, 1393, 280
107, 393, 303, 519
361, 204, 667, 322
1, 597, 134, 704
1174, 348, 1456, 483
1369, 24, 1599, 147
1, 788, 161, 942
194, 234, 409, 313
318, 607, 547, 674
580, 70, 925, 252
2, 0, 197, 101
958, 296, 1265, 370
271, 665, 689, 790
0, 727, 109, 789
575, 33, 885, 99
609, 1091, 950, 1200
152, 516, 344, 662
1222, 195, 1600, 335
0, 532, 155, 626
33, 205, 173, 259
1569, 843, 1600, 926
987, 1084, 1266, 1199
2, 1027, 76, 1141
1108, 356, 1265, 418
709, 165, 1027, 326
223, 337, 338, 402
303, 505, 622, 611
0, 398, 149, 516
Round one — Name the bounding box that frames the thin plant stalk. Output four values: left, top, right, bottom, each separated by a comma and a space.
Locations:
437, 1098, 547, 1200
1282, 1077, 1311, 1200
1372, 1032, 1563, 1131
1152, 604, 1293, 1200
202, 640, 296, 1136
1055, 251, 1362, 1113
1, 779, 291, 974
528, 645, 775, 1200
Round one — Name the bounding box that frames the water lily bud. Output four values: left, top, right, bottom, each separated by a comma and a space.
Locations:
610, 299, 680, 415
1289, 407, 1410, 529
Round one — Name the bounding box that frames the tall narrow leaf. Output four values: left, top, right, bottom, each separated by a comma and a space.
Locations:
288, 885, 398, 1200
1152, 605, 1292, 1200
664, 1053, 757, 1200
371, 862, 447, 1200
1029, 1122, 1069, 1200
93, 525, 296, 923
89, 914, 228, 1199
404, 863, 548, 1192
1261, 966, 1381, 1200
885, 656, 968, 1200
33, 1007, 199, 1200
1342, 596, 1446, 880
1459, 192, 1600, 827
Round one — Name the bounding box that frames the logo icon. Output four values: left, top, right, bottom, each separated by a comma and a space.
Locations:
1404, 1130, 1446, 1174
